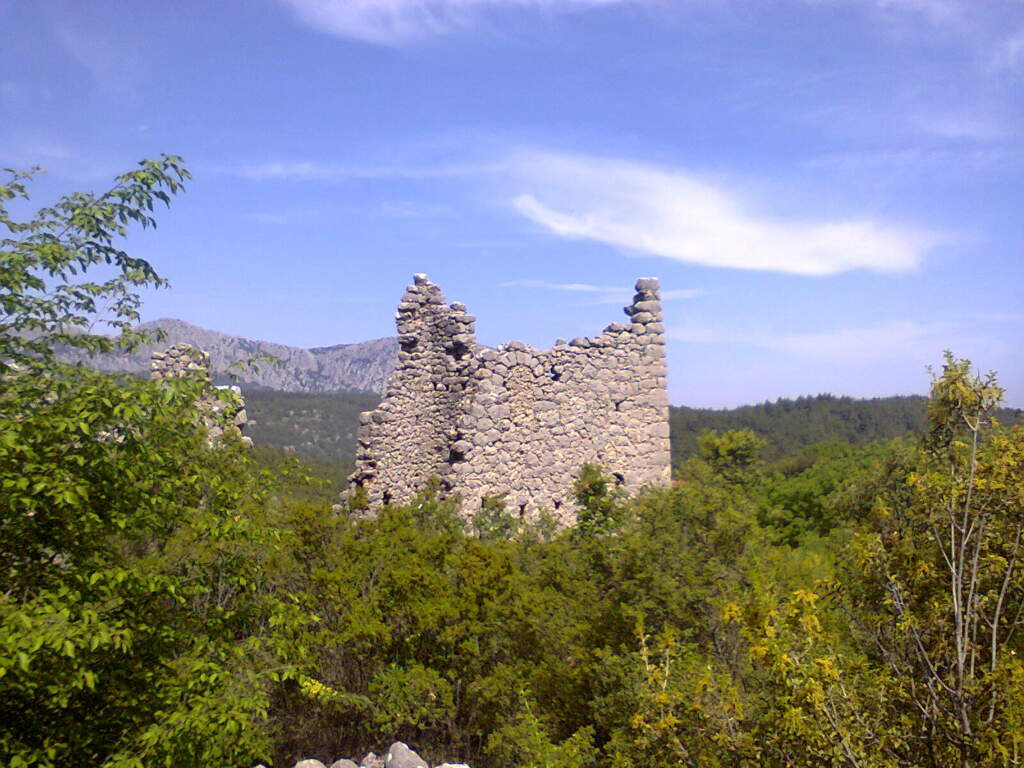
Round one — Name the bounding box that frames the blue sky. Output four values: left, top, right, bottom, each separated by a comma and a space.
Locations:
2, 0, 1022, 407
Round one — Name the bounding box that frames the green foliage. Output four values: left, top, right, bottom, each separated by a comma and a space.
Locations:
0, 363, 314, 768
834, 354, 1024, 767
760, 438, 912, 543
698, 428, 766, 476
573, 463, 624, 536
0, 160, 312, 768
243, 389, 380, 470
473, 492, 518, 540
0, 156, 189, 370
6, 162, 1024, 768
487, 696, 597, 768
672, 393, 1022, 466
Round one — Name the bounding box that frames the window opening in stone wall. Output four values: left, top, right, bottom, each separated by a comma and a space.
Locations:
382, 490, 392, 505
613, 472, 625, 486
549, 365, 561, 381
518, 503, 527, 517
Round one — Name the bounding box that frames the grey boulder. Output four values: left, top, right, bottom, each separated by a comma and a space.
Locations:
385, 742, 428, 768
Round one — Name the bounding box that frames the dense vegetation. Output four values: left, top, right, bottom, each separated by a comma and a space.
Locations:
671, 393, 930, 462
5, 160, 1024, 768
244, 389, 380, 474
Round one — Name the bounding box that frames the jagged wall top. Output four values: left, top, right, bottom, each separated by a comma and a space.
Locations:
348, 275, 672, 525
150, 343, 251, 448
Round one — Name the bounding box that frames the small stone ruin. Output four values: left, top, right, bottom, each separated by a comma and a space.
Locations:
150, 343, 251, 447
272, 741, 468, 768
346, 275, 672, 525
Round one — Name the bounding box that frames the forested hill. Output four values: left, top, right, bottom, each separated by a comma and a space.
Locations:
244, 390, 380, 473
671, 394, 1021, 464
245, 390, 1022, 470
674, 394, 923, 465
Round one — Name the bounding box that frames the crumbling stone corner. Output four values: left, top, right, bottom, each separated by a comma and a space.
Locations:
150, 343, 251, 447
347, 275, 671, 526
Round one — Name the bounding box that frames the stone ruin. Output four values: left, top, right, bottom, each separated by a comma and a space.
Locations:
278, 740, 466, 768
150, 343, 251, 447
346, 274, 672, 526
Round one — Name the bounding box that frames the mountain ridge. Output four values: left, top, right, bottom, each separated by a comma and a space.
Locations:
55, 318, 398, 394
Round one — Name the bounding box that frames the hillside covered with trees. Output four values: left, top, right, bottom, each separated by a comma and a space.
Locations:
246, 389, 1022, 473
5, 160, 1024, 768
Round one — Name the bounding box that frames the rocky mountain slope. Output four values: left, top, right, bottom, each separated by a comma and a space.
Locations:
57, 319, 398, 394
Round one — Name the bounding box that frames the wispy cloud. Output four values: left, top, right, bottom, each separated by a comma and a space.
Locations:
827, 0, 965, 24
911, 113, 1011, 142
0, 137, 122, 181
380, 200, 454, 218
769, 321, 950, 365
233, 159, 500, 181
509, 151, 939, 276
990, 27, 1024, 73
671, 320, 963, 365
277, 0, 631, 45
50, 16, 142, 93
821, 0, 1024, 79
501, 279, 702, 304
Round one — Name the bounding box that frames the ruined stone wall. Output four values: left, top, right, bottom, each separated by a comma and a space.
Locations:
151, 343, 251, 447
348, 275, 671, 526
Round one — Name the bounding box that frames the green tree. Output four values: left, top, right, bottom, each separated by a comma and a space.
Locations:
842, 353, 1024, 767
1, 157, 189, 369
573, 462, 624, 536
698, 429, 766, 478
0, 160, 314, 768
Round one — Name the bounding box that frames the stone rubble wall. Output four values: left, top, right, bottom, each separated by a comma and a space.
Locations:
348, 275, 671, 526
277, 741, 468, 768
150, 343, 251, 447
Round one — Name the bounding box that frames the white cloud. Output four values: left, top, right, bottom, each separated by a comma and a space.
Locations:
510, 151, 938, 276
670, 320, 957, 365
380, 200, 454, 217
233, 160, 500, 181
802, 0, 968, 27
50, 17, 142, 93
911, 113, 1010, 142
277, 0, 629, 45
500, 279, 702, 303
769, 321, 949, 365
669, 318, 1013, 371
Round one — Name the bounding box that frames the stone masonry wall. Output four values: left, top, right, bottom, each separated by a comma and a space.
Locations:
151, 343, 251, 447
348, 275, 671, 526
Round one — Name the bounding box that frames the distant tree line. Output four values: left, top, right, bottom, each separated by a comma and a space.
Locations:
246, 389, 1022, 472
